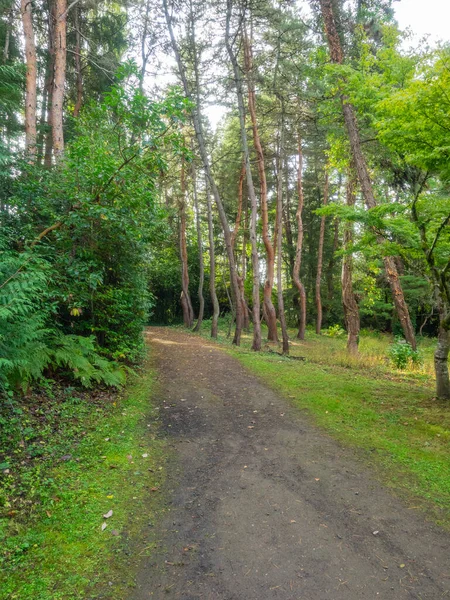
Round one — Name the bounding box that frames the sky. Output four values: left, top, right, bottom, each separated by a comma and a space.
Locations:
393, 0, 450, 46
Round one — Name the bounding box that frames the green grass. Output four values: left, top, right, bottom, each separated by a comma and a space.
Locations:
0, 358, 167, 600
196, 319, 450, 527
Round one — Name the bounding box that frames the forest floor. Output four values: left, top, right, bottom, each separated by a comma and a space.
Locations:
132, 327, 450, 600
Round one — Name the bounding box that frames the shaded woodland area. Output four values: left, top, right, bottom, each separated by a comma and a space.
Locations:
0, 0, 449, 396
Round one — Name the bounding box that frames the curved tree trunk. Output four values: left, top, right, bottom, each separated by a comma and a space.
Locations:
342, 170, 360, 354
206, 181, 220, 339
293, 133, 307, 340
315, 172, 328, 334
21, 0, 37, 160
52, 0, 67, 159
163, 0, 242, 345
318, 0, 416, 350
192, 162, 205, 332
225, 3, 261, 350
243, 32, 277, 343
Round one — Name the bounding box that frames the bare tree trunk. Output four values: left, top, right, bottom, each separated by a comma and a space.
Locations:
318, 0, 416, 350
73, 6, 83, 117
276, 123, 289, 355
293, 133, 307, 340
435, 322, 450, 400
316, 172, 328, 334
52, 0, 67, 159
225, 2, 261, 350
3, 2, 14, 63
243, 32, 277, 343
44, 1, 56, 167
21, 0, 37, 160
206, 180, 220, 339
284, 162, 295, 281
342, 170, 360, 354
231, 160, 245, 249
163, 0, 242, 344
192, 162, 205, 332
327, 217, 339, 305
179, 160, 194, 328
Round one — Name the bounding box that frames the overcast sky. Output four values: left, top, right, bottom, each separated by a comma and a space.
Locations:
394, 0, 449, 45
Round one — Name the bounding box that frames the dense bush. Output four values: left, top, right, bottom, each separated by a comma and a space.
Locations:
0, 67, 187, 392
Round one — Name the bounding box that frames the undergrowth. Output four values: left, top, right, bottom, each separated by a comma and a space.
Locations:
0, 358, 166, 600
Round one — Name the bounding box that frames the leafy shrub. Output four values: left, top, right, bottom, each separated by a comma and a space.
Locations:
324, 324, 346, 338
388, 338, 422, 370
0, 250, 125, 391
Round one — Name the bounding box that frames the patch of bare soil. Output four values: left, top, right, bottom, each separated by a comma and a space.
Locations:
132, 328, 449, 600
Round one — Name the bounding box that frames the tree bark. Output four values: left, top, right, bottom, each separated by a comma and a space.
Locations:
293, 133, 307, 340
342, 170, 360, 354
318, 0, 417, 350
276, 120, 289, 355
73, 6, 83, 117
179, 159, 194, 328
21, 0, 37, 160
52, 0, 67, 159
163, 0, 242, 345
192, 162, 205, 332
243, 32, 277, 343
316, 172, 328, 334
206, 180, 220, 339
225, 2, 261, 350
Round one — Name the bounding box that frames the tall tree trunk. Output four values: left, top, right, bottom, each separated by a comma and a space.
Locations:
327, 217, 339, 305
284, 162, 295, 281
293, 133, 307, 340
231, 160, 245, 249
225, 2, 261, 350
318, 0, 417, 350
342, 170, 360, 354
73, 6, 83, 117
316, 172, 328, 334
192, 162, 205, 332
243, 32, 277, 343
52, 0, 67, 159
44, 1, 56, 167
276, 121, 289, 355
21, 0, 37, 160
3, 1, 14, 62
206, 180, 220, 339
163, 0, 242, 344
179, 160, 194, 328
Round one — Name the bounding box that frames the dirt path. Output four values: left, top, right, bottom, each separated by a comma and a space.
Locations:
133, 328, 449, 600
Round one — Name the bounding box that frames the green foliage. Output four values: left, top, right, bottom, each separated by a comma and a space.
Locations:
1, 68, 187, 390
388, 339, 422, 370
323, 324, 346, 337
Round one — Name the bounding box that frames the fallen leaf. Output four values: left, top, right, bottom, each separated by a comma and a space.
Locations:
107, 494, 114, 499
103, 510, 113, 519
315, 478, 320, 481
142, 453, 148, 458
46, 511, 52, 518
373, 530, 379, 536
101, 522, 107, 531
399, 564, 405, 569
150, 487, 159, 492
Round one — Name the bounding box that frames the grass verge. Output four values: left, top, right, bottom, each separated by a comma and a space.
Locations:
0, 358, 166, 600
195, 320, 450, 528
